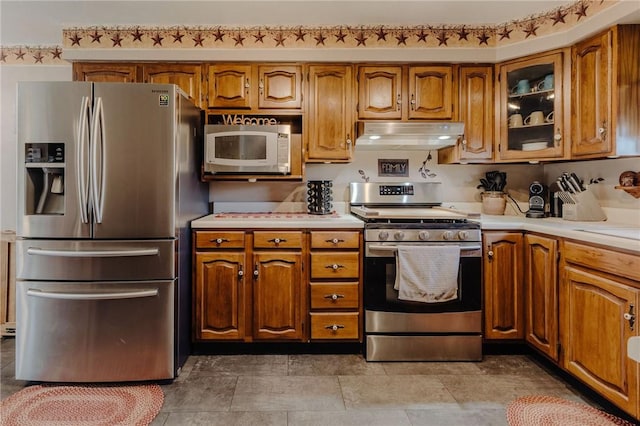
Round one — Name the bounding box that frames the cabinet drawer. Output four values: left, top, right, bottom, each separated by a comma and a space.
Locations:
310, 313, 359, 340
310, 282, 359, 309
253, 231, 303, 249
563, 241, 640, 282
311, 231, 360, 249
195, 231, 245, 249
310, 252, 360, 279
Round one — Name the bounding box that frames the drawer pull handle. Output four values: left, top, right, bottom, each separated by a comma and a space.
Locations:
325, 324, 345, 331
326, 264, 344, 270
324, 293, 345, 301
268, 238, 287, 244
211, 238, 229, 245
325, 238, 345, 245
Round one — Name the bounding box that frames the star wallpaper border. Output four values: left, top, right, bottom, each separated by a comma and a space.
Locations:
0, 1, 614, 65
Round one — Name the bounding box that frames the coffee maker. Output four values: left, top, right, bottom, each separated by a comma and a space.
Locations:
526, 181, 547, 218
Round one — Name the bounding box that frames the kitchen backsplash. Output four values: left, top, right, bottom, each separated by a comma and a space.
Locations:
209, 152, 639, 216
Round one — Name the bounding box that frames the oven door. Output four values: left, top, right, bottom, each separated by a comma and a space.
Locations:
363, 242, 482, 313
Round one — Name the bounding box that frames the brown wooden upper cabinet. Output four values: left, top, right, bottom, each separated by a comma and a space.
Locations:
439, 65, 493, 164
572, 25, 640, 159
73, 62, 138, 83
306, 64, 354, 162
141, 63, 203, 108
356, 65, 457, 120
73, 62, 204, 108
496, 50, 570, 162
206, 63, 303, 111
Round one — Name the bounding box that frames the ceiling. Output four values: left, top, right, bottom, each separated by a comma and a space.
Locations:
0, 0, 588, 45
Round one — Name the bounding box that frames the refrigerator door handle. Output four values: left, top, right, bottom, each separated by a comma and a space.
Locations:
26, 247, 160, 258
26, 288, 159, 301
91, 96, 106, 223
76, 96, 91, 223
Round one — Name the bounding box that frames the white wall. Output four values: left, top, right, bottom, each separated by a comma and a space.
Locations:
0, 64, 72, 231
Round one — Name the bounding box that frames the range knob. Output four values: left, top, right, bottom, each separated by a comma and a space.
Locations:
442, 231, 455, 240
458, 231, 469, 240
394, 231, 405, 241
418, 231, 430, 241
378, 231, 389, 241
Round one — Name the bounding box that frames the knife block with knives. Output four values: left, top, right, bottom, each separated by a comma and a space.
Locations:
556, 172, 606, 221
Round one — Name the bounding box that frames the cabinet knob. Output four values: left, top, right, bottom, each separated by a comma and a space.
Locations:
325, 324, 345, 331
410, 94, 416, 110
211, 238, 229, 245
396, 94, 402, 110
326, 264, 344, 270
238, 269, 244, 278
268, 238, 286, 245
598, 121, 607, 140
325, 238, 344, 245
245, 78, 250, 89
324, 293, 345, 301
487, 250, 494, 260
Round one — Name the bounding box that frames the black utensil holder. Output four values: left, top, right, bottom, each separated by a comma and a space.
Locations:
307, 180, 333, 215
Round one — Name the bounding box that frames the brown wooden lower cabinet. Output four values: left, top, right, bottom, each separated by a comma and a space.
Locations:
560, 241, 640, 419
193, 228, 363, 343
483, 231, 524, 339
193, 230, 305, 342
524, 233, 559, 362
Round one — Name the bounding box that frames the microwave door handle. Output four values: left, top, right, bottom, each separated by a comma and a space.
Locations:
76, 96, 90, 223
90, 97, 106, 223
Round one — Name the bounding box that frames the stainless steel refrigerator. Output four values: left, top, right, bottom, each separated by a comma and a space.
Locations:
15, 82, 208, 382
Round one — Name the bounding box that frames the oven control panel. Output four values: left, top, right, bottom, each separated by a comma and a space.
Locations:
365, 228, 481, 243
379, 185, 414, 196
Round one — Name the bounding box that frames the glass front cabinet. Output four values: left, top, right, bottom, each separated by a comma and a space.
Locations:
496, 50, 570, 162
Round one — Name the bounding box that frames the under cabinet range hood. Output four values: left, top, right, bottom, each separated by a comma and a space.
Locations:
355, 121, 464, 150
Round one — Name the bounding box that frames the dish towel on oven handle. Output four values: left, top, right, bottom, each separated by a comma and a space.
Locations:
394, 245, 460, 303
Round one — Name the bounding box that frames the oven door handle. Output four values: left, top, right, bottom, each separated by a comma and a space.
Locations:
368, 244, 481, 252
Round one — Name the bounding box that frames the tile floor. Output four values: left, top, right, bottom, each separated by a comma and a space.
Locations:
0, 338, 619, 425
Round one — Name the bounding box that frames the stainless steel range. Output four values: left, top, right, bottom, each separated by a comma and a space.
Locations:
350, 182, 483, 361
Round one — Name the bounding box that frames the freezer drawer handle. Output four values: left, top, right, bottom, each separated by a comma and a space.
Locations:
27, 247, 160, 258
26, 288, 159, 301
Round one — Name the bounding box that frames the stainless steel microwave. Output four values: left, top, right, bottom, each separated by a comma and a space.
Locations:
204, 124, 291, 174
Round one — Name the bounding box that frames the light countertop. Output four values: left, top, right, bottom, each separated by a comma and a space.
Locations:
191, 212, 364, 229
479, 215, 640, 254
191, 209, 639, 254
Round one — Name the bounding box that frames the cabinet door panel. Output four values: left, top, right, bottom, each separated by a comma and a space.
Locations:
208, 64, 253, 109
409, 66, 454, 119
195, 252, 246, 340
357, 66, 403, 119
253, 252, 303, 340
483, 232, 524, 339
562, 265, 639, 416
459, 66, 493, 160
258, 65, 302, 109
73, 63, 137, 83
524, 234, 558, 361
572, 30, 612, 156
306, 65, 353, 161
142, 64, 202, 107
